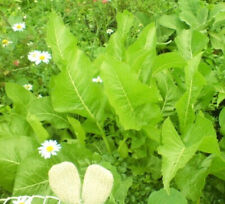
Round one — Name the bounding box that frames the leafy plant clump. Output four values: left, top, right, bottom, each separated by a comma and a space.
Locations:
0, 0, 225, 203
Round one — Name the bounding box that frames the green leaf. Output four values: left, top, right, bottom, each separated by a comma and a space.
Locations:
210, 31, 225, 52
148, 188, 187, 204
210, 153, 225, 181
156, 72, 182, 117
158, 118, 198, 191
27, 113, 49, 143
5, 83, 35, 115
158, 14, 187, 32
175, 30, 208, 60
13, 155, 52, 196
106, 11, 134, 61
67, 116, 86, 146
152, 52, 186, 75
13, 143, 100, 196
101, 56, 160, 130
178, 0, 208, 29
125, 23, 156, 74
219, 108, 225, 136
175, 154, 212, 201
50, 48, 110, 152
50, 48, 102, 119
183, 114, 220, 154
0, 136, 37, 192
29, 97, 69, 129
46, 11, 77, 70
176, 54, 205, 133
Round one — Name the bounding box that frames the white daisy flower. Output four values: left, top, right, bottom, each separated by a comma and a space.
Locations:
12, 196, 31, 204
92, 76, 103, 83
35, 51, 51, 65
28, 50, 40, 62
38, 140, 61, 159
37, 94, 43, 99
12, 22, 26, 32
23, 84, 33, 91
23, 15, 27, 19
2, 39, 12, 47
106, 28, 114, 35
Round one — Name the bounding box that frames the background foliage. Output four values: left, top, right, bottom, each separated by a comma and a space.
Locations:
0, 0, 225, 203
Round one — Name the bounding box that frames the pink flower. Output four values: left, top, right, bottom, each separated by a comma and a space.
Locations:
102, 0, 108, 3
13, 60, 20, 66
93, 0, 97, 2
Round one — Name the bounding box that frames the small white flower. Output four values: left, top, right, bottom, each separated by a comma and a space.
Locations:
2, 39, 12, 47
27, 41, 33, 46
23, 84, 33, 91
106, 28, 114, 35
28, 50, 40, 62
12, 22, 26, 32
18, 7, 21, 10
38, 140, 61, 159
92, 76, 103, 83
35, 51, 51, 65
37, 94, 43, 99
13, 196, 31, 204
23, 15, 27, 19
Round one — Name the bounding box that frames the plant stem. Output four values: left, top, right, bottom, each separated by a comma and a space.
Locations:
96, 122, 111, 153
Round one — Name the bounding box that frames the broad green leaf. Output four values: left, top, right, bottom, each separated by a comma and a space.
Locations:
50, 48, 103, 120
176, 54, 205, 133
210, 31, 225, 52
210, 3, 225, 19
106, 11, 134, 61
67, 116, 86, 146
178, 0, 208, 30
175, 154, 212, 201
210, 153, 225, 181
179, 8, 208, 29
152, 52, 186, 75
175, 30, 208, 60
158, 14, 187, 32
156, 72, 182, 117
50, 48, 110, 152
125, 23, 156, 74
148, 188, 187, 204
178, 0, 201, 14
27, 113, 49, 143
29, 97, 69, 129
13, 143, 100, 196
219, 108, 225, 136
158, 118, 198, 191
13, 155, 53, 196
0, 114, 33, 138
5, 83, 35, 115
46, 12, 77, 70
183, 114, 220, 154
101, 56, 160, 130
0, 136, 37, 192
217, 92, 225, 107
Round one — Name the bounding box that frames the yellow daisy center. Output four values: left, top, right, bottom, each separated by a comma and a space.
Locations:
19, 202, 25, 204
40, 55, 45, 60
2, 39, 8, 45
16, 25, 22, 29
46, 145, 54, 152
